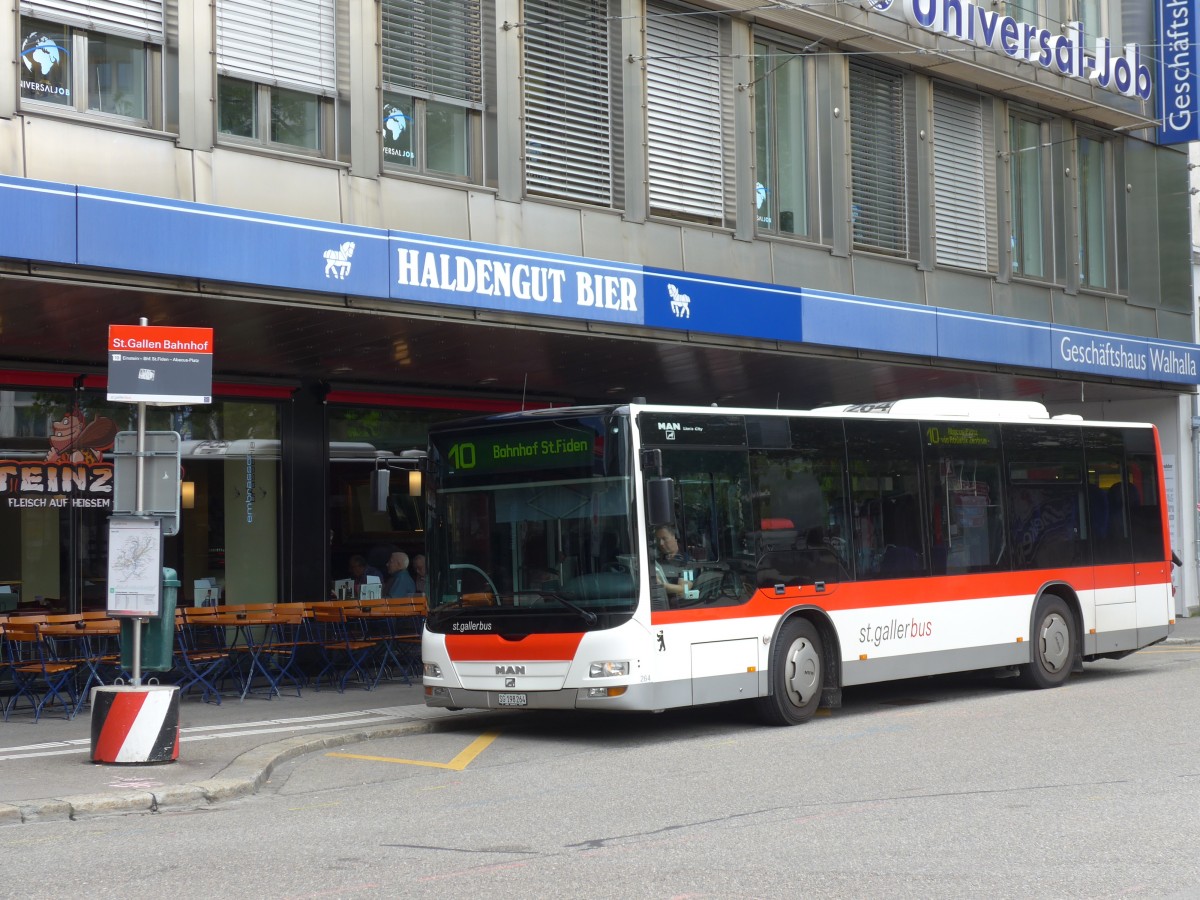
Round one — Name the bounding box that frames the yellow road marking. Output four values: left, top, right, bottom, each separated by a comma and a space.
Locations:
1144, 646, 1200, 653
327, 731, 501, 770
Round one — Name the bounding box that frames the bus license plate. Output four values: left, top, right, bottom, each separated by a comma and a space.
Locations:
498, 692, 527, 707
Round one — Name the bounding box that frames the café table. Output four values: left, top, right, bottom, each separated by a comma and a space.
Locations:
38, 618, 122, 714
205, 610, 305, 700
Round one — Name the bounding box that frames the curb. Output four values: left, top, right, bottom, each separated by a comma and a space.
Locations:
0, 711, 502, 824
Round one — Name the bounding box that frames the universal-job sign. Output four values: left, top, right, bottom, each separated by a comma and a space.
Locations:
889, 0, 1152, 100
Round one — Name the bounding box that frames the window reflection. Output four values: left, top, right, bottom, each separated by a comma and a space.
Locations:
87, 32, 146, 118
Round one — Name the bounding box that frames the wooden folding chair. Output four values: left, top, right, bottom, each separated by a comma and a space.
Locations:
311, 604, 379, 692
3, 623, 80, 722
380, 599, 426, 681
176, 606, 232, 703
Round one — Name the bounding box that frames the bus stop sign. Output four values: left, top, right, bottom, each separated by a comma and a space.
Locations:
112, 430, 182, 536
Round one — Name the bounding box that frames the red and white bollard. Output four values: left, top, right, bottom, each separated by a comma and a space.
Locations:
90, 685, 180, 765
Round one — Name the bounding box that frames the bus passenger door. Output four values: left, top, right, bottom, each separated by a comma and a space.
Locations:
1086, 430, 1137, 654
1126, 445, 1173, 643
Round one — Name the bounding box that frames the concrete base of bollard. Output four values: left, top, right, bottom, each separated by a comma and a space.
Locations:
90, 685, 180, 765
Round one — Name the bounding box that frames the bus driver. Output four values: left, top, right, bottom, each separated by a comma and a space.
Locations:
654, 524, 693, 601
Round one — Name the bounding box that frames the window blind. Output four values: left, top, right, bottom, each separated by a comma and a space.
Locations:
216, 0, 336, 96
933, 85, 989, 270
22, 0, 163, 42
646, 3, 724, 220
382, 0, 482, 106
522, 0, 613, 205
849, 62, 907, 254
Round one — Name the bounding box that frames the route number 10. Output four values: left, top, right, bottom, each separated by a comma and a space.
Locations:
448, 442, 477, 469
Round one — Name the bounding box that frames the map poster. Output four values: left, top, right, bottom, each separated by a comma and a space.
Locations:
107, 516, 163, 617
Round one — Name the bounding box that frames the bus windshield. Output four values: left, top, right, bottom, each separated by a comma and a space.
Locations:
426, 412, 638, 632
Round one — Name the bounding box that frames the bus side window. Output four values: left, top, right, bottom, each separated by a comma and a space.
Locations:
845, 419, 926, 580
1005, 423, 1087, 570
921, 421, 1005, 575
749, 418, 851, 585
1083, 427, 1130, 566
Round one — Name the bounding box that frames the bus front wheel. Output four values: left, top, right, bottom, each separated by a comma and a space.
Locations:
1019, 595, 1076, 689
756, 618, 824, 726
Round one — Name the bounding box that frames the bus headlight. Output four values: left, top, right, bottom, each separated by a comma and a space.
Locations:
423, 662, 443, 678
589, 660, 629, 677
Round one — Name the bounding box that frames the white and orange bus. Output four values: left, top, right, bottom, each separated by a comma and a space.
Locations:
421, 398, 1175, 725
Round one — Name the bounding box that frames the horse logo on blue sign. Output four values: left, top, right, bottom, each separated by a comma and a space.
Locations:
323, 241, 355, 280
668, 284, 691, 319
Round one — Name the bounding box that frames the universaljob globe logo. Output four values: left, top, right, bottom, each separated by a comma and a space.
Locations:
382, 103, 413, 162
20, 30, 70, 99
878, 0, 1151, 99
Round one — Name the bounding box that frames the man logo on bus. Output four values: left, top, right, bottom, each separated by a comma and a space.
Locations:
495, 665, 526, 676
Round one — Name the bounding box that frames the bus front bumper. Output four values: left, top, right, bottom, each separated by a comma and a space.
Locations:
424, 681, 671, 712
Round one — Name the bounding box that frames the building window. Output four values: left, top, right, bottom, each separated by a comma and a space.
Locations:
215, 78, 323, 150
216, 0, 335, 154
382, 0, 483, 180
1009, 113, 1048, 279
646, 2, 728, 224
753, 39, 809, 237
1077, 133, 1110, 290
1004, 0, 1039, 25
1076, 0, 1113, 46
849, 61, 909, 255
522, 0, 621, 206
19, 13, 158, 124
932, 85, 990, 270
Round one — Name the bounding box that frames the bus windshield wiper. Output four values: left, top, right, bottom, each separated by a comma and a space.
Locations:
510, 590, 598, 625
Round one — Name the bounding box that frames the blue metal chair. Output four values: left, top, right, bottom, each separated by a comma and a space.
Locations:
312, 604, 379, 692
175, 610, 231, 704
3, 624, 79, 722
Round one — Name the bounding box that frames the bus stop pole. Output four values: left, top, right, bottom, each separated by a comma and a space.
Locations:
130, 316, 148, 688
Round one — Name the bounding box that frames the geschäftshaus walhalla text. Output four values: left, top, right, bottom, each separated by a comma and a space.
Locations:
1060, 337, 1199, 377
395, 248, 639, 313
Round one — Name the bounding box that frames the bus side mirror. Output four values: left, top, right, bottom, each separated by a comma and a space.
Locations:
370, 468, 390, 513
648, 477, 675, 527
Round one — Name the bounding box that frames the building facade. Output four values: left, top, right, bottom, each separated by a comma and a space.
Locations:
0, 0, 1197, 613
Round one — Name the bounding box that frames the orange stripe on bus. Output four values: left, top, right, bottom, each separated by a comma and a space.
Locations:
649, 564, 1169, 625
445, 632, 585, 661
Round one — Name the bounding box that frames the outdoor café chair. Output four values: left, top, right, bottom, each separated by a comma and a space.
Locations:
311, 604, 379, 692
2, 623, 79, 722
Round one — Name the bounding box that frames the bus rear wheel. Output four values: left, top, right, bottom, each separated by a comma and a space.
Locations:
756, 618, 824, 726
1019, 595, 1076, 689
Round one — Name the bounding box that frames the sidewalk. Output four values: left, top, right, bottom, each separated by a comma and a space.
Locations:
2, 616, 1197, 826
0, 679, 497, 825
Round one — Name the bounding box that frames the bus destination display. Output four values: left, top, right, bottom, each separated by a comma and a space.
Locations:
438, 428, 595, 477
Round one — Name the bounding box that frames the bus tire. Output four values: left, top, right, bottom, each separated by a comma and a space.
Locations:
1019, 595, 1076, 689
755, 618, 824, 726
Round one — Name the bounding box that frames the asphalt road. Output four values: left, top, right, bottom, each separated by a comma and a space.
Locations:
4, 646, 1200, 899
